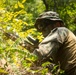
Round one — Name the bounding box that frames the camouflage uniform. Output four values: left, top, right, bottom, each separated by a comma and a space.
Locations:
33, 27, 76, 75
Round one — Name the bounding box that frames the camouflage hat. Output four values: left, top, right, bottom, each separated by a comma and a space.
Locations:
35, 11, 63, 31
36, 11, 62, 21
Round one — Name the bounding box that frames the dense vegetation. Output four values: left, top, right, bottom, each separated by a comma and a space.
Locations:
0, 0, 76, 75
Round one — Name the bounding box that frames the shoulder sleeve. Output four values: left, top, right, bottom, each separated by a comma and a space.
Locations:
33, 27, 68, 61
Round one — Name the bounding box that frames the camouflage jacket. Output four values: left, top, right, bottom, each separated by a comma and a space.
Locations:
33, 27, 76, 72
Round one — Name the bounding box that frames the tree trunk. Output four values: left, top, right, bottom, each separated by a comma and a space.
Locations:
42, 0, 49, 11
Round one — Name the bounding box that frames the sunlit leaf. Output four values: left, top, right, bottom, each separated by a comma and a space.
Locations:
22, 0, 26, 3
14, 4, 18, 8
18, 1, 24, 8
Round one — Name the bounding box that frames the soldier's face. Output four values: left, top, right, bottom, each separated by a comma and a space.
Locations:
42, 25, 51, 37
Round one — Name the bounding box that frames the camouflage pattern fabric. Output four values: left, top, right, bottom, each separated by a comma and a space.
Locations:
33, 27, 76, 75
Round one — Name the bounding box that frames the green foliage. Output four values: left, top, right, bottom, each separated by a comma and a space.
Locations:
0, 0, 76, 75
42, 0, 76, 34
0, 68, 8, 75
0, 0, 44, 75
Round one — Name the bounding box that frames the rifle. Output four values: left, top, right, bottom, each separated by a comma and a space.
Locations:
0, 28, 55, 75
0, 27, 39, 52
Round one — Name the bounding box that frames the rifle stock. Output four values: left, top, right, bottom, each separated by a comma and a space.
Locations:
0, 27, 39, 52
